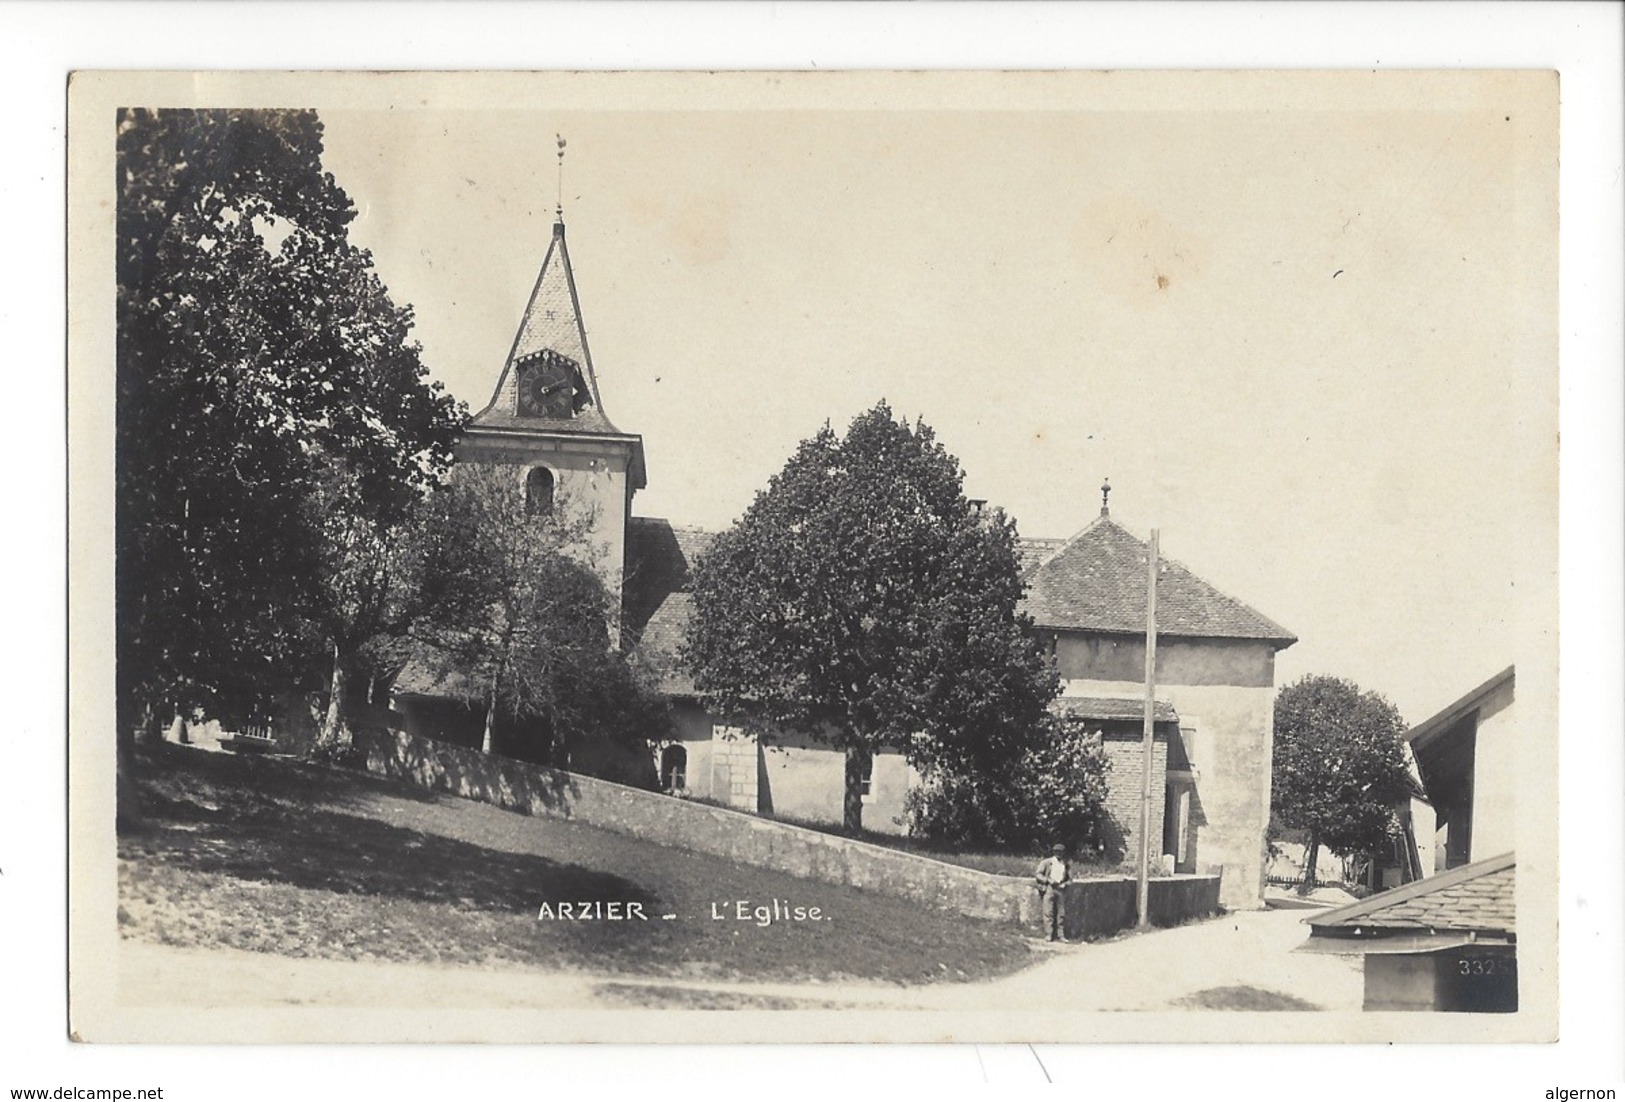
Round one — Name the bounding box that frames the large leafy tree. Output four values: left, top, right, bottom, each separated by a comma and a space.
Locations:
904, 713, 1112, 853
1271, 675, 1417, 889
115, 108, 463, 739
412, 466, 666, 770
683, 401, 1059, 831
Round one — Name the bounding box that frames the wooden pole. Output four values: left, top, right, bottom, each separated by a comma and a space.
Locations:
1136, 528, 1159, 930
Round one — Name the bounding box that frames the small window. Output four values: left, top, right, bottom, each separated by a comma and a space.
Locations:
660, 744, 687, 792
526, 466, 555, 515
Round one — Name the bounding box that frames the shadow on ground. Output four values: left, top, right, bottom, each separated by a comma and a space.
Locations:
1172, 985, 1322, 1011
127, 793, 657, 917
118, 744, 1035, 984
590, 982, 850, 1011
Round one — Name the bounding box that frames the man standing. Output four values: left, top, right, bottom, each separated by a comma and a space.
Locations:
1035, 843, 1072, 942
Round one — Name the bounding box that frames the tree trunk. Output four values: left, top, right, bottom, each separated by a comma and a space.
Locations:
135, 704, 161, 746
321, 642, 348, 750
842, 746, 865, 833
1303, 832, 1321, 892
481, 627, 514, 757
116, 701, 143, 830
481, 685, 498, 755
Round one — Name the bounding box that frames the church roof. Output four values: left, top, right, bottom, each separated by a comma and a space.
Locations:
623, 512, 1296, 697
623, 518, 717, 696
471, 218, 633, 441
1017, 537, 1068, 575
1019, 515, 1297, 646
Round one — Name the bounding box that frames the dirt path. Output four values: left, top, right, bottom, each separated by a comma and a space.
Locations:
117, 908, 1361, 1013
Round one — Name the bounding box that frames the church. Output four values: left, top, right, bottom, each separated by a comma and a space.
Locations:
392, 207, 1296, 911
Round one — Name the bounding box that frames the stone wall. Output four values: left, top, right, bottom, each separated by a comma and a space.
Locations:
355, 728, 1221, 935
1100, 734, 1169, 862
1056, 873, 1224, 940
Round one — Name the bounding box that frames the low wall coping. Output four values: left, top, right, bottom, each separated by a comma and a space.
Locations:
359, 729, 1222, 931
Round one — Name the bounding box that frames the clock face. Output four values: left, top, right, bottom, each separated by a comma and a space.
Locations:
517, 354, 581, 419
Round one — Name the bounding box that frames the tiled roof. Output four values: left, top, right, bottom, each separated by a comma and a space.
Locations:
1017, 537, 1067, 575
634, 591, 700, 697
1054, 696, 1178, 723
1307, 852, 1516, 937
623, 514, 1296, 695
471, 220, 629, 438
1019, 516, 1297, 645
469, 406, 625, 436
623, 518, 717, 697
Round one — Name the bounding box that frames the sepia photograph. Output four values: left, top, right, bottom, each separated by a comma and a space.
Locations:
67, 67, 1562, 1047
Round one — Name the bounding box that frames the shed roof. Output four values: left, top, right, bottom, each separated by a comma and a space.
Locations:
1305, 851, 1516, 939
1054, 696, 1179, 724
1407, 665, 1516, 754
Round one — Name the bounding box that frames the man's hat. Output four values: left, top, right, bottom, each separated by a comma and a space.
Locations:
1051, 843, 1066, 853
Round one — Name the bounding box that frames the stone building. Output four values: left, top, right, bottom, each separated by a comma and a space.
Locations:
1019, 509, 1298, 908
397, 208, 1296, 910
625, 504, 1296, 910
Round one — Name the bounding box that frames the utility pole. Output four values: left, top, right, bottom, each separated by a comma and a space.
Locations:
1136, 528, 1159, 930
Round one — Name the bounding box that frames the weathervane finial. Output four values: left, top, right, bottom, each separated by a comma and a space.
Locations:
555, 133, 567, 221
1101, 478, 1112, 517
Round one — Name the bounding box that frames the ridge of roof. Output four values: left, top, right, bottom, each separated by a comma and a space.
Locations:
1305, 851, 1516, 930
1021, 514, 1112, 577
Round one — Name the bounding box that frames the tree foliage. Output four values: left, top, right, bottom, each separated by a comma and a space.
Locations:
682, 401, 1059, 829
412, 466, 667, 776
115, 108, 464, 734
905, 715, 1112, 853
1271, 674, 1417, 888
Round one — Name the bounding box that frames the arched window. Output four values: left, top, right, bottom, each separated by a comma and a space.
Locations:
660, 744, 688, 792
525, 466, 555, 515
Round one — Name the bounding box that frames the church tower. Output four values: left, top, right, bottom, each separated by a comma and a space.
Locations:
460, 206, 647, 621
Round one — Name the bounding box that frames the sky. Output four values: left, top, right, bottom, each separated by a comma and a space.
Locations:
315, 71, 1557, 726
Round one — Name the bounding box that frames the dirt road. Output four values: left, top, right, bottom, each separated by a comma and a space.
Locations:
117, 906, 1361, 1013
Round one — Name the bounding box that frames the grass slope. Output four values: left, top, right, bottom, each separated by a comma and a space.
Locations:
119, 744, 1036, 986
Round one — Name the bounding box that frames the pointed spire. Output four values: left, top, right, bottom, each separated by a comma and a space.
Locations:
470, 141, 617, 434
1101, 478, 1112, 517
